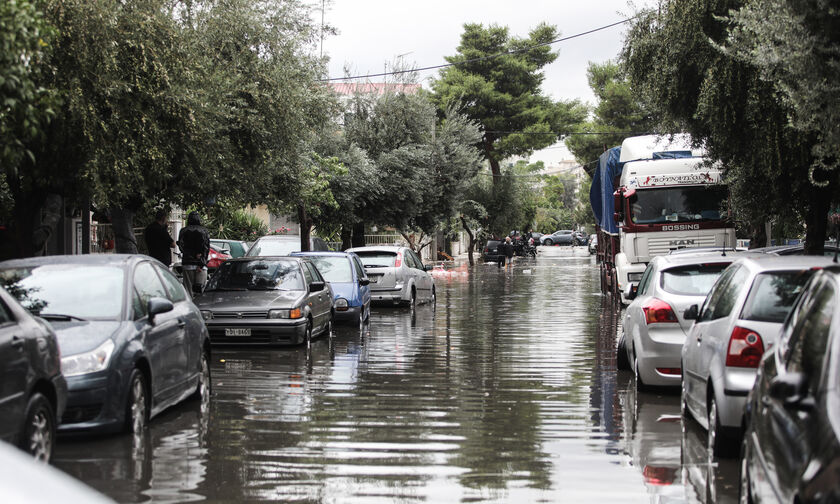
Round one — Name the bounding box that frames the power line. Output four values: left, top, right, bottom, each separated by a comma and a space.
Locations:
486, 130, 652, 136
321, 17, 636, 82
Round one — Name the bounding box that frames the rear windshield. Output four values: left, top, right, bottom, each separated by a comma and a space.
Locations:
206, 259, 305, 291
355, 252, 397, 268
245, 238, 299, 257
304, 256, 353, 283
660, 263, 730, 296
740, 270, 814, 323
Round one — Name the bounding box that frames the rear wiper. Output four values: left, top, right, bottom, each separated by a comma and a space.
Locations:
364, 264, 388, 268
40, 313, 87, 321
210, 287, 247, 291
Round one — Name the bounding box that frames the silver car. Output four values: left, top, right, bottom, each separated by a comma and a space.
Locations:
621, 251, 742, 388
681, 255, 835, 457
347, 246, 435, 307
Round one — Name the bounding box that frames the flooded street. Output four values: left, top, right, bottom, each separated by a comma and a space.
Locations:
53, 248, 740, 503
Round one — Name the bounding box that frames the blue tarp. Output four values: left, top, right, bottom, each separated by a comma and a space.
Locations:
589, 147, 623, 235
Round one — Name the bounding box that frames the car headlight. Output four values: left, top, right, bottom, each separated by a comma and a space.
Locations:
628, 272, 644, 283
269, 308, 303, 319
62, 339, 115, 377
200, 310, 213, 321
335, 298, 349, 311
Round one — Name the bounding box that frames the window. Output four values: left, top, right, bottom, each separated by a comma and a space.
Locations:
132, 288, 146, 321
352, 256, 365, 280
636, 264, 655, 296
786, 283, 836, 393
305, 262, 324, 283
740, 270, 815, 323
629, 185, 727, 224
699, 265, 740, 322
301, 262, 314, 284
0, 299, 13, 324
133, 262, 169, 312
155, 264, 187, 302
409, 251, 424, 270
660, 263, 730, 296
205, 259, 305, 291
307, 256, 352, 283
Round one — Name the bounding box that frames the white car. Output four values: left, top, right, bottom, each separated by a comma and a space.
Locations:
621, 251, 743, 388
346, 246, 435, 307
681, 255, 835, 456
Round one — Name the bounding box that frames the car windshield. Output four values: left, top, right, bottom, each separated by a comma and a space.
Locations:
740, 270, 814, 323
303, 256, 353, 283
629, 185, 727, 224
0, 265, 125, 319
660, 263, 730, 296
355, 252, 397, 268
245, 238, 299, 257
206, 259, 305, 291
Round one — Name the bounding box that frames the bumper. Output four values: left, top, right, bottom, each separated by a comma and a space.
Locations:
59, 372, 124, 434
716, 367, 757, 428
369, 286, 407, 305
333, 305, 362, 323
206, 319, 308, 345
636, 325, 685, 387
51, 374, 68, 421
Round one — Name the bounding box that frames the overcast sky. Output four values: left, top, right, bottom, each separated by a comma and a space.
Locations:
318, 1, 652, 163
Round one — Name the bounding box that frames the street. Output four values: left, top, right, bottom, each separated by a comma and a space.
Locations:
52, 247, 739, 503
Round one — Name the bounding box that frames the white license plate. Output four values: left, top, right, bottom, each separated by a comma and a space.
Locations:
225, 328, 251, 337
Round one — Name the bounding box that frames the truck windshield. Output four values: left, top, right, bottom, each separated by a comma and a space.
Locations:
629, 186, 727, 225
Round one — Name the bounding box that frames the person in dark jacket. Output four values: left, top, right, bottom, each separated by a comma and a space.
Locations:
177, 212, 210, 294
503, 236, 514, 270
144, 209, 175, 266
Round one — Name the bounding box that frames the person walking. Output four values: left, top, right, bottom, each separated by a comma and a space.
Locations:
503, 236, 514, 270
144, 209, 175, 266
178, 211, 210, 294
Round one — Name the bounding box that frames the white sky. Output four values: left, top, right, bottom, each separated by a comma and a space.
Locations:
318, 1, 652, 163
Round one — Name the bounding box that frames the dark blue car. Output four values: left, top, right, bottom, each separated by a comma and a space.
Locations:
292, 251, 371, 327
0, 255, 211, 435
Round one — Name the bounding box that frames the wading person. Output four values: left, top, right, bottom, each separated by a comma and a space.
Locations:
504, 236, 514, 270
144, 209, 175, 266
178, 211, 210, 294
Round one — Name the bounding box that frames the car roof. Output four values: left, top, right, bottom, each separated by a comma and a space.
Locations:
253, 234, 301, 241
291, 251, 355, 258
225, 256, 303, 263
730, 254, 839, 273
0, 254, 142, 269
652, 249, 759, 268
347, 245, 405, 253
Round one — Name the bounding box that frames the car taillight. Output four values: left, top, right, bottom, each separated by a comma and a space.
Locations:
726, 326, 764, 368
642, 298, 678, 325
395, 251, 403, 268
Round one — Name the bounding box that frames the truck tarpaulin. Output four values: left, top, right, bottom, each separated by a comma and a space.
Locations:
589, 147, 622, 235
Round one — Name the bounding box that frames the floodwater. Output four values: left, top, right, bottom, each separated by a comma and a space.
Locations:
53, 247, 740, 503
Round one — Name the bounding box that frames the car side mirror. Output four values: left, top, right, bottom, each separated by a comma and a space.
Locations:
359, 278, 370, 286
424, 264, 433, 271
624, 283, 638, 300
768, 372, 815, 411
684, 305, 699, 320
309, 281, 325, 292
147, 297, 173, 322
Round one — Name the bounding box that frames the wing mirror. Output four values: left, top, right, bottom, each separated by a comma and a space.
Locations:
768, 372, 815, 411
424, 264, 433, 271
309, 281, 325, 292
359, 278, 370, 286
147, 297, 174, 323
624, 283, 638, 301
684, 305, 699, 320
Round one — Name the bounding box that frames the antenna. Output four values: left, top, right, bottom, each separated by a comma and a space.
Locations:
721, 227, 727, 257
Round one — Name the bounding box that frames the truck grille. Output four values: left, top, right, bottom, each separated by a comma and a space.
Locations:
647, 235, 718, 257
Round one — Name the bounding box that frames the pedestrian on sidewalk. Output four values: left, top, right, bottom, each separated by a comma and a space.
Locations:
144, 209, 175, 266
178, 211, 210, 294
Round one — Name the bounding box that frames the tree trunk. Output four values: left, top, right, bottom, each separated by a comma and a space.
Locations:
111, 207, 138, 254
747, 219, 767, 250
351, 221, 365, 248
340, 226, 352, 251
297, 204, 311, 252
460, 215, 475, 266
803, 188, 830, 255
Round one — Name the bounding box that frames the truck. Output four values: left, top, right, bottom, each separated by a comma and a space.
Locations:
590, 135, 736, 304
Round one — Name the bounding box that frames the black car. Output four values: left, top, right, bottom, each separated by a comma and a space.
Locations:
740, 265, 840, 503
0, 285, 66, 462
194, 257, 334, 346
0, 255, 211, 435
482, 240, 503, 262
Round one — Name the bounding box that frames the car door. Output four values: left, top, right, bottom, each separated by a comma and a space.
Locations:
765, 280, 836, 503
408, 250, 431, 301
307, 261, 331, 329
0, 298, 27, 442
351, 255, 371, 311
624, 262, 655, 358
684, 265, 743, 414
301, 262, 328, 332
133, 261, 185, 404
155, 263, 197, 390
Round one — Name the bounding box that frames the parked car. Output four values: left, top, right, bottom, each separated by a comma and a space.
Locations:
681, 255, 834, 457
0, 255, 211, 435
620, 251, 741, 388
541, 230, 575, 246
195, 256, 333, 346
752, 241, 840, 256
209, 239, 249, 258
740, 265, 840, 503
292, 251, 371, 328
0, 285, 66, 462
482, 239, 503, 263
347, 246, 435, 307
245, 235, 329, 256
206, 244, 232, 274
588, 234, 598, 254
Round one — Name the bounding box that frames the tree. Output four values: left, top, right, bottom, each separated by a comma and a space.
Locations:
565, 61, 654, 168
430, 23, 587, 183
622, 0, 839, 253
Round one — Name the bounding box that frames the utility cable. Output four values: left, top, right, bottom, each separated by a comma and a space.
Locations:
321, 17, 636, 82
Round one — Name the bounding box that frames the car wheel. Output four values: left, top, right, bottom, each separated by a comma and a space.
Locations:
357, 309, 365, 332
739, 435, 754, 504
430, 286, 436, 307
633, 350, 648, 391
126, 369, 148, 435
305, 320, 313, 349
681, 372, 691, 423
193, 349, 211, 401
21, 393, 55, 463
545, 239, 553, 246
616, 332, 630, 371
324, 317, 333, 338
409, 289, 416, 310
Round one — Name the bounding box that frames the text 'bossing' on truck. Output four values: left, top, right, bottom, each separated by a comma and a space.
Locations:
589, 134, 736, 304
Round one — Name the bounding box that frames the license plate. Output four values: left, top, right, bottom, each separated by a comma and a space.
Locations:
225, 328, 251, 337
368, 277, 379, 283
